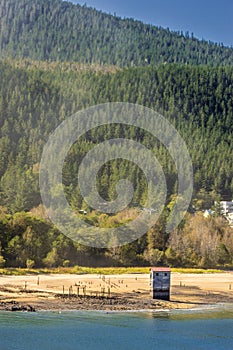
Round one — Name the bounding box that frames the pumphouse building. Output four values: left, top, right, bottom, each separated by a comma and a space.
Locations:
150, 267, 171, 301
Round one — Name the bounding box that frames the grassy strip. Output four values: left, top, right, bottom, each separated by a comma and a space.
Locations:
0, 267, 226, 276
0, 267, 150, 276
171, 268, 224, 274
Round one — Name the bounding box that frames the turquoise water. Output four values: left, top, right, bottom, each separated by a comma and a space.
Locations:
0, 307, 233, 350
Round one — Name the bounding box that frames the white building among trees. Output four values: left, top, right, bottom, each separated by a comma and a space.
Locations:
220, 201, 233, 226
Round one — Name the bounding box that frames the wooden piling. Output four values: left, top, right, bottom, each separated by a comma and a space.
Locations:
69, 286, 73, 297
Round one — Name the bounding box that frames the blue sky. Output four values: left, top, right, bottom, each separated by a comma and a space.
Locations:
71, 0, 233, 47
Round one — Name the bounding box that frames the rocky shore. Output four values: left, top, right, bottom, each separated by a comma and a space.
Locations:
1, 293, 231, 313
0, 301, 36, 312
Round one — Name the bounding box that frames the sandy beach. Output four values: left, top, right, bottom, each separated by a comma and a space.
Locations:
0, 272, 233, 311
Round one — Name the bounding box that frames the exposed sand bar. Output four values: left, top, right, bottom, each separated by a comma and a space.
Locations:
0, 272, 233, 311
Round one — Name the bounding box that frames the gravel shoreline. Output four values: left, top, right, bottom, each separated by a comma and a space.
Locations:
1, 293, 232, 313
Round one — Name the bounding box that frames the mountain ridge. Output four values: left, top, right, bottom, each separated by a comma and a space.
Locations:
1, 0, 233, 66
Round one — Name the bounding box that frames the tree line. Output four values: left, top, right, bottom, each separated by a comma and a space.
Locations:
0, 208, 232, 269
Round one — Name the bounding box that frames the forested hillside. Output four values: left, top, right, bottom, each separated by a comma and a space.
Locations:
0, 59, 232, 268
0, 0, 232, 269
1, 0, 233, 66
0, 59, 232, 213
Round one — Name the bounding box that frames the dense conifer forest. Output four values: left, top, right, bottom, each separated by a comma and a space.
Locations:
0, 0, 232, 268
1, 0, 233, 66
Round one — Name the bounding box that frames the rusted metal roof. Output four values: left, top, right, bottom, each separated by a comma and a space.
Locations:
150, 267, 171, 272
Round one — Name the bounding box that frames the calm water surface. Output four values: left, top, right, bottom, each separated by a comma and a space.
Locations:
0, 305, 233, 350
